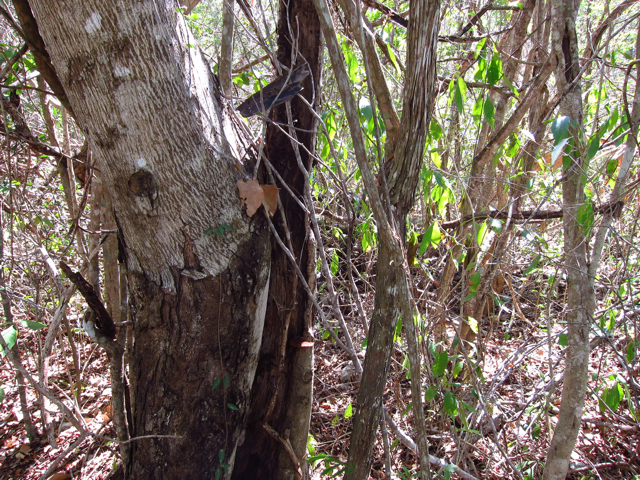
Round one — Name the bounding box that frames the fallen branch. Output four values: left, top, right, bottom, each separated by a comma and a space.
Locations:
440, 197, 626, 230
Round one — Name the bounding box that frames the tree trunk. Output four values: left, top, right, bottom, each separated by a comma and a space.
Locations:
543, 0, 595, 478
28, 2, 273, 478
346, 0, 440, 476
232, 0, 322, 477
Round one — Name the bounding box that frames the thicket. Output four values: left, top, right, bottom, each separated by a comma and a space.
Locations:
0, 0, 639, 479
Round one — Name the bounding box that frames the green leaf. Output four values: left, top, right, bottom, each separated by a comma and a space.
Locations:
585, 132, 601, 162
551, 137, 569, 163
215, 467, 221, 480
1, 326, 17, 357
227, 403, 239, 411
474, 39, 488, 80
577, 203, 595, 234
402, 354, 411, 373
443, 391, 458, 418
418, 225, 433, 257
489, 218, 503, 233
430, 120, 443, 141
467, 316, 479, 334
483, 97, 495, 127
212, 378, 221, 391
472, 96, 483, 120
443, 464, 458, 480
475, 38, 487, 60
433, 351, 448, 377
453, 361, 464, 378
359, 97, 373, 122
469, 271, 481, 292
233, 71, 250, 87
320, 140, 330, 162
419, 222, 441, 256
487, 51, 502, 86
558, 333, 567, 347
394, 317, 403, 343
219, 449, 225, 463
343, 41, 359, 84
361, 219, 375, 252
0, 387, 5, 403
551, 116, 571, 143
476, 221, 488, 246
223, 375, 230, 389
462, 291, 479, 302
627, 342, 636, 363
503, 75, 519, 98
307, 434, 317, 456
330, 250, 339, 275
523, 254, 542, 275
22, 320, 46, 330
454, 77, 467, 114
505, 133, 520, 158
204, 227, 213, 236
425, 386, 438, 402
387, 44, 400, 75
606, 158, 618, 177
344, 403, 353, 419
324, 110, 337, 140
600, 382, 623, 413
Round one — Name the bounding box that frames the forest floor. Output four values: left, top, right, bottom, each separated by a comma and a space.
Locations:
0, 269, 639, 480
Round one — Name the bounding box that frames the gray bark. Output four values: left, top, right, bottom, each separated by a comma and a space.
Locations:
543, 1, 595, 478
28, 2, 271, 478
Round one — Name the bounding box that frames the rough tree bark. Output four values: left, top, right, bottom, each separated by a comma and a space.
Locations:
543, 0, 595, 478
342, 0, 441, 477
28, 1, 279, 478
231, 0, 321, 477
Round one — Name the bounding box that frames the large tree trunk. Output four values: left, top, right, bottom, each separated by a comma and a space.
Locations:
28, 2, 272, 478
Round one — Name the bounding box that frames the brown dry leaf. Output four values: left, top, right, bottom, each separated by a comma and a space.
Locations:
551, 155, 563, 171
261, 184, 279, 217
19, 444, 31, 455
4, 436, 17, 449
237, 179, 264, 217
48, 473, 71, 480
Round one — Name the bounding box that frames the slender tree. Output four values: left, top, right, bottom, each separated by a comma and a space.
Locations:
543, 0, 595, 478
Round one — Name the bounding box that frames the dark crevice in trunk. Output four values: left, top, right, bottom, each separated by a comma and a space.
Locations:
232, 0, 321, 477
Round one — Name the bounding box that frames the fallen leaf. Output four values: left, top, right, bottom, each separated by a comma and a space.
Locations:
19, 444, 31, 455
48, 473, 71, 480
261, 184, 279, 217
237, 179, 264, 217
4, 437, 17, 449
